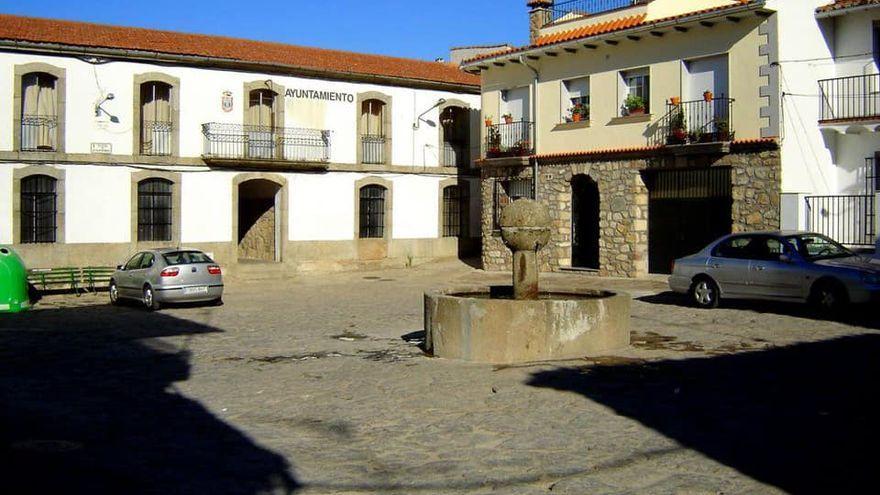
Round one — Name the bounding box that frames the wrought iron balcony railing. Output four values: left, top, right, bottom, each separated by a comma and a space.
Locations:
819, 73, 880, 123
202, 123, 331, 163
361, 134, 386, 164
485, 121, 535, 159
441, 141, 469, 168
653, 96, 735, 146
20, 114, 58, 151
551, 0, 650, 23
141, 120, 173, 156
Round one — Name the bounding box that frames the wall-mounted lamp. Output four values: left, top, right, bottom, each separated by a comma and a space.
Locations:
413, 98, 447, 130
95, 93, 119, 123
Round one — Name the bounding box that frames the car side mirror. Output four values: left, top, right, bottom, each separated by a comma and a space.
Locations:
116, 264, 124, 270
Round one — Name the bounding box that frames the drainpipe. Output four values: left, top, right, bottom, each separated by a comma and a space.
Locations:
520, 55, 540, 200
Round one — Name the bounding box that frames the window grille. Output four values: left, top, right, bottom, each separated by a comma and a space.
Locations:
20, 174, 57, 243
359, 185, 386, 238
443, 185, 469, 237
138, 178, 173, 242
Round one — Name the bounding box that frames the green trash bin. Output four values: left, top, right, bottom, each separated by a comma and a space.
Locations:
0, 245, 30, 313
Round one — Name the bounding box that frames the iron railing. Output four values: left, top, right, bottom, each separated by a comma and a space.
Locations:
653, 96, 735, 146
818, 73, 880, 122
361, 134, 386, 164
441, 142, 469, 168
141, 120, 173, 156
806, 195, 875, 246
20, 115, 57, 151
202, 123, 331, 162
485, 121, 534, 158
550, 0, 649, 22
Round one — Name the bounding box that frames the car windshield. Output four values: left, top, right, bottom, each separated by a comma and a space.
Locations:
785, 234, 854, 261
162, 250, 214, 265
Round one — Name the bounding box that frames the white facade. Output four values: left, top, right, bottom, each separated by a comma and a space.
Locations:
0, 36, 481, 271
769, 0, 880, 245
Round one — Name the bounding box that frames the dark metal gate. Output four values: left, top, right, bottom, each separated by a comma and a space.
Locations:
805, 156, 876, 247
646, 167, 732, 274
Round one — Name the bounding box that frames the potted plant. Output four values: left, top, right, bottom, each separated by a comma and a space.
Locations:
703, 90, 714, 102
624, 94, 646, 116
667, 109, 687, 145
568, 103, 589, 123
715, 118, 731, 141
484, 115, 493, 127
502, 113, 514, 124
669, 96, 681, 106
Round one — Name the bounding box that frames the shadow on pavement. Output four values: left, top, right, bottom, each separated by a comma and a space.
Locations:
638, 291, 880, 329
527, 334, 880, 494
0, 304, 299, 494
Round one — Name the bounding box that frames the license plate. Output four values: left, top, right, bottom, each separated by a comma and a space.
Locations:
184, 286, 209, 295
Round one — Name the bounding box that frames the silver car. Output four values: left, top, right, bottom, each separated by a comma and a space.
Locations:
109, 248, 224, 310
669, 231, 880, 312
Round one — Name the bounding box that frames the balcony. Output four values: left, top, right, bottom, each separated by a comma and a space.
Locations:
485, 121, 535, 159
551, 0, 650, 23
20, 115, 58, 152
441, 141, 469, 168
202, 123, 331, 169
361, 134, 386, 164
654, 96, 735, 148
140, 120, 173, 156
819, 74, 880, 124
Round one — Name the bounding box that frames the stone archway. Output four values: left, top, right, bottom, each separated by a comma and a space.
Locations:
235, 177, 285, 262
571, 174, 600, 270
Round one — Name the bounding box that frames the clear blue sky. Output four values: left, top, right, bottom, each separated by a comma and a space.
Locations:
0, 0, 529, 61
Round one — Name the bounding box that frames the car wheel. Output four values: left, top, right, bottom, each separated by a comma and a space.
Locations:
810, 280, 847, 316
690, 277, 720, 309
143, 285, 161, 311
109, 281, 120, 305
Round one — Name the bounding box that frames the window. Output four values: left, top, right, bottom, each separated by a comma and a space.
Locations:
440, 106, 470, 168
562, 77, 590, 123
137, 178, 173, 242
359, 185, 386, 238
124, 253, 144, 270
442, 185, 469, 237
493, 178, 532, 232
139, 252, 156, 269
163, 250, 215, 265
20, 72, 58, 151
20, 175, 57, 243
139, 82, 172, 155
713, 236, 754, 259
361, 99, 387, 164
620, 68, 650, 116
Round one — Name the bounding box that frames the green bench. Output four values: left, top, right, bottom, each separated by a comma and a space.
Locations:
27, 266, 116, 294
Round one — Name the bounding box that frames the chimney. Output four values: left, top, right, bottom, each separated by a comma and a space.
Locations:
528, 1, 554, 45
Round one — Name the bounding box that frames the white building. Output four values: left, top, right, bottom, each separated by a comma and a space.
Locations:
0, 14, 482, 273
771, 0, 880, 247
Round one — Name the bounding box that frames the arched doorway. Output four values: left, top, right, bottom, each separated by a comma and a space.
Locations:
237, 179, 282, 262
571, 175, 600, 270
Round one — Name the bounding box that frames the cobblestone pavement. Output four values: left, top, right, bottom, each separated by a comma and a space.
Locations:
2, 260, 878, 494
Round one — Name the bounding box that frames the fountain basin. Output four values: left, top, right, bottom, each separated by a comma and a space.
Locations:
424, 288, 631, 364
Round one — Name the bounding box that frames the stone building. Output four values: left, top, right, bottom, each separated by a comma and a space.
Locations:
462, 0, 782, 277
0, 14, 482, 274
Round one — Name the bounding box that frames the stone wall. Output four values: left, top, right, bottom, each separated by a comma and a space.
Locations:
480, 146, 781, 278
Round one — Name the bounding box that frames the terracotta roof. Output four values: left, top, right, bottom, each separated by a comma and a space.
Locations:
0, 14, 479, 88
531, 138, 778, 161
816, 0, 880, 14
463, 0, 760, 65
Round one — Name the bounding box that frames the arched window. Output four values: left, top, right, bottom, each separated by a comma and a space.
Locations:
140, 81, 172, 155
20, 175, 57, 243
360, 99, 386, 164
21, 72, 58, 151
442, 185, 469, 237
137, 178, 173, 242
359, 185, 387, 238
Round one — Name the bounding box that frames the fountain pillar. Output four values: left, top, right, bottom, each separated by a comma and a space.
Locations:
500, 199, 552, 300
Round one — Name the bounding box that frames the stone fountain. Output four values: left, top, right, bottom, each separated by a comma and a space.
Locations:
424, 199, 630, 364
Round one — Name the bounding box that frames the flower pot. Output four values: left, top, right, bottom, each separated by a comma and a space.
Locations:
572, 113, 582, 122
703, 91, 713, 102
503, 116, 513, 124
667, 129, 687, 145
669, 96, 681, 106
485, 119, 493, 127
628, 107, 646, 116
